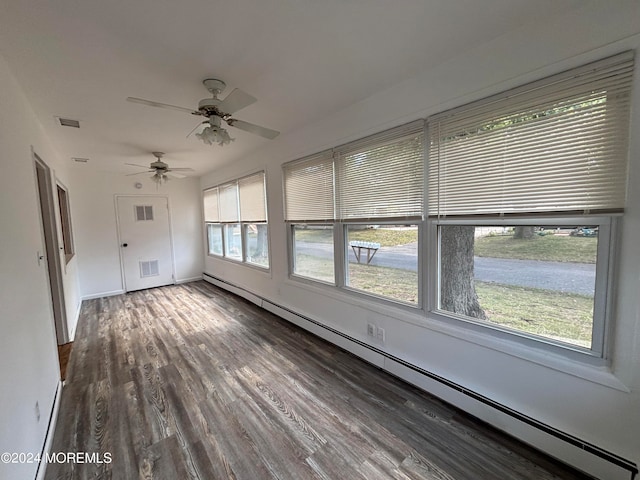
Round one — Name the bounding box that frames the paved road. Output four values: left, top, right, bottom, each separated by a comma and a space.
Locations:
295, 241, 595, 296
473, 256, 595, 296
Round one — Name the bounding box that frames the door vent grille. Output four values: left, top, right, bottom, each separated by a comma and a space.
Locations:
135, 205, 154, 221
139, 260, 159, 278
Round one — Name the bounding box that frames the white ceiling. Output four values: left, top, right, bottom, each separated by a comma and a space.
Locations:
0, 0, 586, 177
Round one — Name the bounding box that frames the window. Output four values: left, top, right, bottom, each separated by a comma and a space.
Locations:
224, 223, 242, 260
203, 171, 269, 268
219, 182, 240, 261
239, 173, 269, 268
291, 224, 335, 283
346, 224, 418, 304
207, 224, 223, 256
284, 121, 423, 304
335, 126, 423, 305
437, 222, 610, 350
56, 184, 75, 263
281, 52, 632, 357
245, 223, 269, 267
204, 187, 221, 256
428, 52, 633, 355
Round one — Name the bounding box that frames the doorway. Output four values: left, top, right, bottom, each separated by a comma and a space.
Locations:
34, 153, 69, 345
116, 195, 175, 292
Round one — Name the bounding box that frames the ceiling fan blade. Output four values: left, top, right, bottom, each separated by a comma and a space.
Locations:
186, 121, 204, 139
125, 162, 153, 168
226, 118, 279, 139
127, 97, 200, 115
166, 171, 187, 179
168, 167, 195, 172
125, 171, 152, 176
218, 88, 257, 115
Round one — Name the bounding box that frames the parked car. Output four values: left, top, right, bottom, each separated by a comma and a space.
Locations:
570, 227, 598, 237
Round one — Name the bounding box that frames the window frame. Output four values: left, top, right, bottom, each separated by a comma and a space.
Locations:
203, 171, 270, 270
289, 222, 336, 285
342, 221, 423, 308
56, 183, 75, 264
426, 215, 616, 361
206, 223, 223, 256
243, 222, 270, 268
222, 223, 243, 261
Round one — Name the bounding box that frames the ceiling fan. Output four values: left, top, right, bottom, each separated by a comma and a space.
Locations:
127, 79, 279, 146
126, 152, 194, 184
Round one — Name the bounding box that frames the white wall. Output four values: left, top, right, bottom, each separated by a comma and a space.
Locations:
70, 169, 203, 298
0, 53, 82, 479
202, 2, 640, 479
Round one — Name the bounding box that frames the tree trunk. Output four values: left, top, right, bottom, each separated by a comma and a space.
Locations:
440, 225, 485, 319
513, 226, 535, 239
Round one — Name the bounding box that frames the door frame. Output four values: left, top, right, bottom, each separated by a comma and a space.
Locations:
33, 150, 69, 345
114, 194, 177, 292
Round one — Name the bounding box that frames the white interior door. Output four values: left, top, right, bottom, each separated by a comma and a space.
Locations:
116, 196, 174, 292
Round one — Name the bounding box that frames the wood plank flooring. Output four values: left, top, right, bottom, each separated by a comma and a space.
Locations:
45, 281, 592, 480
57, 342, 73, 381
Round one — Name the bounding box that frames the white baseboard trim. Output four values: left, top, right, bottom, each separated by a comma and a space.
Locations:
176, 275, 203, 284
81, 289, 125, 301
35, 380, 63, 480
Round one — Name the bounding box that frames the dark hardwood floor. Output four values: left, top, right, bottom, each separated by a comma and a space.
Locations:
57, 342, 73, 381
45, 281, 591, 479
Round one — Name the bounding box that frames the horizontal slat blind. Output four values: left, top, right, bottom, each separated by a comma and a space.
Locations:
283, 151, 335, 221
203, 187, 219, 222
336, 121, 424, 220
219, 182, 239, 222
239, 172, 267, 222
428, 51, 634, 217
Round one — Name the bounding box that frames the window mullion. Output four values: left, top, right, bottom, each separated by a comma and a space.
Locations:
334, 221, 345, 288
241, 222, 247, 263
591, 217, 615, 357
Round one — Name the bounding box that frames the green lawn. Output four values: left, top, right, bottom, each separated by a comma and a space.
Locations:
293, 254, 335, 284
474, 233, 597, 264
475, 281, 592, 348
294, 226, 417, 247
293, 254, 418, 304
348, 262, 418, 304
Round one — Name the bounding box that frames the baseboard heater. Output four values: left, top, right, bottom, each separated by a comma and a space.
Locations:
202, 273, 638, 480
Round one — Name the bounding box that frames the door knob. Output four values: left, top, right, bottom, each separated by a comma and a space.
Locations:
122, 243, 128, 247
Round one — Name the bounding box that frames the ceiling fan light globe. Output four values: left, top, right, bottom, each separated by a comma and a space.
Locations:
196, 124, 234, 146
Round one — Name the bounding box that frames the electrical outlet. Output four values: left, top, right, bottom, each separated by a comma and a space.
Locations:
376, 327, 385, 342
367, 323, 376, 336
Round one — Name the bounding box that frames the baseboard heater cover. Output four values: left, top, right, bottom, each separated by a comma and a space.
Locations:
202, 273, 638, 479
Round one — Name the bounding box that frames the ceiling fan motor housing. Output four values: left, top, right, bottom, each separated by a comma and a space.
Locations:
150, 160, 169, 170
198, 97, 222, 116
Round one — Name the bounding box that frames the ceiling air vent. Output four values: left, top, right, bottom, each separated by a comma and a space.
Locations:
58, 118, 80, 128
72, 157, 89, 163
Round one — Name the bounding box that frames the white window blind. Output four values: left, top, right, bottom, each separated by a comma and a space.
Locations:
219, 182, 239, 222
428, 51, 634, 218
283, 151, 335, 221
239, 172, 267, 222
203, 187, 219, 222
336, 121, 424, 220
